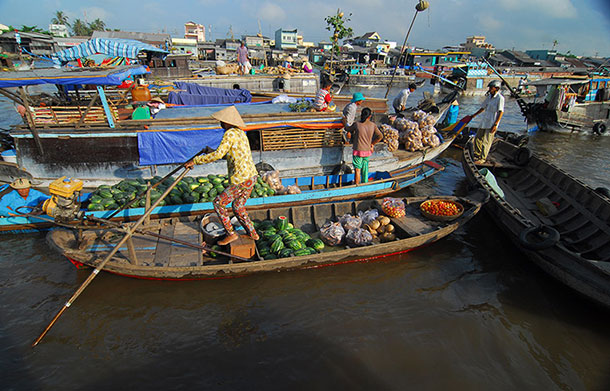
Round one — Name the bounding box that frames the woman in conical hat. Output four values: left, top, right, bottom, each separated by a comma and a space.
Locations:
186, 106, 259, 244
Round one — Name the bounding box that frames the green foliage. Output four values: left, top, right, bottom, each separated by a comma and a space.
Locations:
324, 9, 353, 56
71, 18, 107, 36
51, 11, 70, 27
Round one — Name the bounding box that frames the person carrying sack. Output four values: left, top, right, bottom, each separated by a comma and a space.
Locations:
185, 106, 259, 245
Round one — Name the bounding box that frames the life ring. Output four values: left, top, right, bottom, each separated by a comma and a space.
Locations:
519, 225, 560, 251
594, 187, 610, 198
592, 123, 606, 135
513, 147, 531, 166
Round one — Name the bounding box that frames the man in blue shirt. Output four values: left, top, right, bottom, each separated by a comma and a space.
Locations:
0, 178, 49, 217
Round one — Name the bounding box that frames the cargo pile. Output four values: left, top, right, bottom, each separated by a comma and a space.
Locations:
379, 124, 399, 152
319, 209, 398, 247
254, 216, 325, 260
388, 110, 441, 152
87, 175, 279, 211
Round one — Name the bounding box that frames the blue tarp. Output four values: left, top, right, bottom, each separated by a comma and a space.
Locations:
167, 82, 252, 106
52, 38, 168, 63
138, 128, 225, 166
0, 65, 150, 88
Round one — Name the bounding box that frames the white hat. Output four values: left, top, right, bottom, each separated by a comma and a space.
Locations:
211, 106, 246, 129
10, 178, 31, 189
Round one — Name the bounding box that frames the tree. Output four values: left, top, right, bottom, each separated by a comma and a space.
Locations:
71, 19, 91, 36
89, 18, 106, 32
51, 10, 70, 27
324, 9, 353, 78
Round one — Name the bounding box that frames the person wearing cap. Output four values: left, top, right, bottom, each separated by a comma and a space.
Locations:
185, 106, 259, 245
342, 92, 366, 128
0, 178, 49, 217
147, 96, 166, 117
470, 80, 505, 164
346, 107, 383, 185
392, 82, 418, 116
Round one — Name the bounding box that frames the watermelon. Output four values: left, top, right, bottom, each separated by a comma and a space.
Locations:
286, 240, 303, 251
282, 233, 297, 242
189, 183, 200, 191
88, 203, 104, 211
105, 201, 118, 210
258, 247, 271, 257
306, 239, 325, 251
182, 193, 196, 204
264, 254, 278, 260
270, 237, 284, 254
287, 223, 294, 229
98, 190, 112, 199
211, 177, 223, 185
207, 188, 218, 198
259, 220, 274, 231
279, 248, 294, 258
90, 195, 103, 204
184, 177, 195, 183
293, 248, 310, 257
275, 216, 289, 230
170, 195, 183, 205
98, 184, 111, 190
222, 179, 229, 186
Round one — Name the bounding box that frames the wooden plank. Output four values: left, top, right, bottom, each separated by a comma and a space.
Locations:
153, 220, 176, 266
169, 221, 201, 267
390, 214, 433, 237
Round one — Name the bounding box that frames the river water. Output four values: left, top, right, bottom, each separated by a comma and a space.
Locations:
1, 82, 609, 390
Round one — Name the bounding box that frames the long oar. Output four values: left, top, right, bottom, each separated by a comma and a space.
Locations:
32, 167, 192, 347
481, 57, 530, 117
106, 146, 212, 219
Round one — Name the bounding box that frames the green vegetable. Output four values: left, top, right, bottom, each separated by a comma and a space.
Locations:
279, 248, 294, 258
270, 237, 284, 254
306, 239, 325, 251
293, 248, 311, 257
88, 203, 104, 211
286, 240, 303, 251
275, 216, 288, 230
90, 195, 102, 204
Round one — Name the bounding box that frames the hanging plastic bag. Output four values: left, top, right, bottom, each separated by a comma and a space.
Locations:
381, 197, 406, 218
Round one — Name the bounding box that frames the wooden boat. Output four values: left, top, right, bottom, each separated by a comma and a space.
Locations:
525, 76, 610, 135
0, 65, 453, 187
250, 91, 389, 113
462, 137, 610, 307
47, 192, 486, 280
0, 161, 443, 234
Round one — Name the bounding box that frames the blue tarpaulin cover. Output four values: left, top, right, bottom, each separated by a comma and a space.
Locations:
0, 65, 150, 88
138, 128, 225, 166
52, 38, 168, 63
167, 82, 252, 106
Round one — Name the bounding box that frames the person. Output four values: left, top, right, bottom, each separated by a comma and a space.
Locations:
470, 80, 505, 164
0, 178, 49, 217
313, 80, 334, 111
131, 103, 151, 120
302, 58, 313, 73
346, 107, 383, 185
440, 99, 459, 128
185, 106, 259, 245
392, 82, 417, 115
363, 54, 370, 64
342, 92, 365, 128
283, 56, 293, 69
147, 97, 166, 117
236, 41, 251, 75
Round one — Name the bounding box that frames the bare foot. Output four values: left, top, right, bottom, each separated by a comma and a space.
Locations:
218, 233, 239, 245
250, 231, 260, 241
474, 160, 486, 165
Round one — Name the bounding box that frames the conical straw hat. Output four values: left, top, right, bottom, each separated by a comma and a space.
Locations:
211, 106, 246, 129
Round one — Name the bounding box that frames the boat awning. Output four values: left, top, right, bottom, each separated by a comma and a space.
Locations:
526, 78, 589, 86
52, 38, 168, 63
0, 65, 150, 88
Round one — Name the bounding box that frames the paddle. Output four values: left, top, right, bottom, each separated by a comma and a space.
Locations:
32, 167, 191, 347
481, 57, 530, 117
106, 146, 213, 219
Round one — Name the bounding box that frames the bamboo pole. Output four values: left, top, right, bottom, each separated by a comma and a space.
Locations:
18, 87, 44, 155
31, 167, 192, 347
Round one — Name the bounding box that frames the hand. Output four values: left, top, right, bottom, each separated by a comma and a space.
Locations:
184, 160, 195, 170
491, 124, 498, 133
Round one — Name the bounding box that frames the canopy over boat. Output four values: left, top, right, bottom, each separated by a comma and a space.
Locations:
0, 65, 150, 88
52, 38, 168, 64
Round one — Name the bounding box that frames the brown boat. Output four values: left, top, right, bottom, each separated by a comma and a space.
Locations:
47, 193, 486, 280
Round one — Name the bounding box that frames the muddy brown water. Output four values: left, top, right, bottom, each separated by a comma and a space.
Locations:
1, 84, 609, 390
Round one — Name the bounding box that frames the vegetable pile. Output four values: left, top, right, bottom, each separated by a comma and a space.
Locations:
420, 200, 463, 217
254, 216, 325, 260
289, 99, 314, 112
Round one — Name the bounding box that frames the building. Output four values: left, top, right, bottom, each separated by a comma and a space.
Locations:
48, 24, 69, 38
462, 36, 494, 51
275, 29, 297, 50
54, 36, 89, 51
0, 30, 55, 55
92, 30, 171, 48
350, 32, 381, 48
498, 50, 539, 67
242, 35, 263, 48
184, 22, 205, 42
526, 49, 557, 62
172, 38, 198, 58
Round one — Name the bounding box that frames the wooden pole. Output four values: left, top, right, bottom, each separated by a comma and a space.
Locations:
384, 11, 419, 99
18, 87, 44, 155
75, 91, 99, 129
31, 168, 192, 348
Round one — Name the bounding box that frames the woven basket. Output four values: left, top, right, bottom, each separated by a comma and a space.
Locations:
420, 199, 464, 222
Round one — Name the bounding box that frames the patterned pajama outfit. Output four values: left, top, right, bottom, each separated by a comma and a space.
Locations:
194, 127, 259, 240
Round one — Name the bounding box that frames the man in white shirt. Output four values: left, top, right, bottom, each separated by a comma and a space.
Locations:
470, 80, 505, 164
392, 83, 417, 115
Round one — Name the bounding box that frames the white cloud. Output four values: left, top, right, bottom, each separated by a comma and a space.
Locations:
257, 2, 286, 22
498, 0, 577, 18
476, 13, 502, 31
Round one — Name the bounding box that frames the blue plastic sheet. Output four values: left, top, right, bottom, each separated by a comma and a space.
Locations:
167, 82, 252, 106
137, 128, 225, 166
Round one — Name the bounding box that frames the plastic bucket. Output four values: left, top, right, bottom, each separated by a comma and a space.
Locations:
1, 149, 16, 164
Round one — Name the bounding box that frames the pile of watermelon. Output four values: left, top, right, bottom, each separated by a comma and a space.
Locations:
254, 216, 325, 260
87, 175, 278, 211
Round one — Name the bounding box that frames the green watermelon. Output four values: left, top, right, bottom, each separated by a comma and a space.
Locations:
258, 247, 271, 257
279, 248, 294, 258
275, 216, 289, 230
270, 237, 284, 254
184, 177, 195, 184
170, 195, 183, 205
211, 177, 223, 185
98, 190, 112, 199
306, 239, 325, 251
264, 254, 278, 260
286, 240, 303, 251
90, 195, 103, 204
88, 203, 104, 211
207, 188, 218, 198
293, 248, 310, 257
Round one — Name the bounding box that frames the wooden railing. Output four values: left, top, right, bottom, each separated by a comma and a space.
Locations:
30, 106, 119, 126
261, 127, 343, 151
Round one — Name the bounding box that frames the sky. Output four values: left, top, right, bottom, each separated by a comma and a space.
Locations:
0, 0, 609, 57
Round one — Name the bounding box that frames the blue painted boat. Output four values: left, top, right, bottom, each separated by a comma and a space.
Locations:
0, 161, 443, 234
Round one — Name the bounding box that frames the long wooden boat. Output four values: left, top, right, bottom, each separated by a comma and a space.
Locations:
47, 192, 485, 280
0, 65, 453, 187
0, 161, 443, 234
462, 137, 610, 307
250, 91, 389, 113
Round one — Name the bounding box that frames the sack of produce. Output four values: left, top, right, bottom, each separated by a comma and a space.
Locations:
411, 110, 427, 122
262, 170, 282, 190
418, 114, 436, 128
339, 213, 362, 231
345, 228, 374, 247
379, 124, 400, 152
358, 209, 379, 225
287, 184, 301, 194
320, 221, 345, 246
393, 117, 409, 132
381, 197, 406, 218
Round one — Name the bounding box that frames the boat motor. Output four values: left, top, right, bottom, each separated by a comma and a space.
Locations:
42, 176, 85, 222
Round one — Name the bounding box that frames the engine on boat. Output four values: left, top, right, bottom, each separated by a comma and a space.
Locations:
42, 176, 85, 222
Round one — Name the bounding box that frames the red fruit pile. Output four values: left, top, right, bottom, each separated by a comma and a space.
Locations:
421, 200, 462, 216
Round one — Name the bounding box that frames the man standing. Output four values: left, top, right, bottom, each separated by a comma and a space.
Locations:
236, 41, 250, 75
185, 106, 259, 244
342, 92, 365, 128
0, 178, 48, 217
392, 82, 417, 115
470, 80, 505, 164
